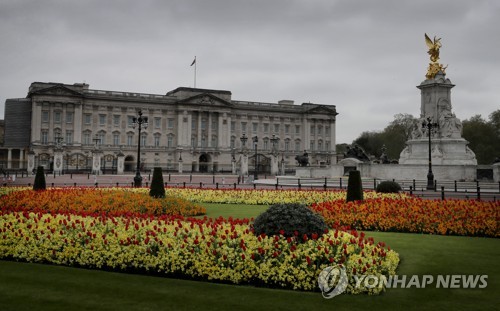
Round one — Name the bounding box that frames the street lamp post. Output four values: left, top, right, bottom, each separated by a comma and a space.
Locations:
240, 133, 248, 150
132, 110, 148, 187
252, 136, 258, 180
422, 117, 439, 190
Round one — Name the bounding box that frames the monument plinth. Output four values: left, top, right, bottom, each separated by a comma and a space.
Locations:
399, 35, 477, 166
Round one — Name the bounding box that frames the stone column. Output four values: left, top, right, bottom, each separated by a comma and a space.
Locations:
197, 112, 202, 148
19, 149, 25, 169
116, 151, 125, 174
74, 103, 83, 145
270, 154, 279, 176
303, 118, 310, 152
7, 148, 12, 169
493, 163, 500, 182
27, 150, 36, 174
31, 102, 42, 143
207, 113, 212, 147
240, 153, 248, 176
53, 149, 64, 174
92, 150, 102, 175
231, 156, 236, 174
177, 148, 183, 173
280, 158, 286, 175
178, 159, 183, 173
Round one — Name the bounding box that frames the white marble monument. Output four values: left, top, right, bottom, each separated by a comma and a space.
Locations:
399, 35, 477, 166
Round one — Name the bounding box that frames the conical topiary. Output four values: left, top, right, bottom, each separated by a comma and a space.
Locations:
149, 167, 166, 198
346, 170, 363, 202
33, 166, 46, 191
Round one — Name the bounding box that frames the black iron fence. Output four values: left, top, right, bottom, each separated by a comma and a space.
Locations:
2, 173, 498, 201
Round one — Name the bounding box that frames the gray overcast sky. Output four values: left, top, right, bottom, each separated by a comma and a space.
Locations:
1, 0, 498, 143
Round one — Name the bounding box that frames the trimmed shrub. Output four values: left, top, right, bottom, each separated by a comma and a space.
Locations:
346, 170, 363, 202
149, 167, 166, 198
376, 180, 402, 193
253, 203, 328, 240
33, 166, 46, 191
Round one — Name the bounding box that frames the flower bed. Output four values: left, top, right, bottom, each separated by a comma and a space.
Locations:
0, 211, 399, 293
162, 188, 405, 205
0, 188, 205, 217
311, 198, 499, 237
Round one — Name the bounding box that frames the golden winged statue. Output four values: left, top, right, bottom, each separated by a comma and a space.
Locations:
425, 33, 441, 62
424, 33, 446, 79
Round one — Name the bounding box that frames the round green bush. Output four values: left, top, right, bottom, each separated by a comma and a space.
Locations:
376, 180, 402, 193
253, 203, 328, 240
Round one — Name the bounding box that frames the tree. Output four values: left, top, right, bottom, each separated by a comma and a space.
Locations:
149, 167, 166, 198
353, 131, 385, 158
33, 166, 46, 191
489, 110, 500, 135
389, 113, 417, 141
352, 114, 417, 160
462, 113, 500, 164
346, 170, 363, 202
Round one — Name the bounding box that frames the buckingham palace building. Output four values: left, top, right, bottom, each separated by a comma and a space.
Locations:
0, 82, 338, 175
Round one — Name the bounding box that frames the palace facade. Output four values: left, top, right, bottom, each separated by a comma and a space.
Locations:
1, 82, 338, 175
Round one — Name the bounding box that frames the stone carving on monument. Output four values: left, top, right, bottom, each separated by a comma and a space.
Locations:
399, 34, 477, 166
344, 144, 370, 162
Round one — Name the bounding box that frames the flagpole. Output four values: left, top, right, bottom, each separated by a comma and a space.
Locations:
194, 56, 197, 88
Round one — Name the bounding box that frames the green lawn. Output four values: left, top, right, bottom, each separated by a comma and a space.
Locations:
1, 203, 499, 311
197, 203, 268, 219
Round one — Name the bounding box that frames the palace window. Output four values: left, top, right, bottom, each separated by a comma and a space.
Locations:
168, 135, 174, 148
42, 111, 49, 123
113, 133, 120, 146
154, 117, 161, 129
65, 130, 73, 144
263, 138, 269, 150
98, 132, 106, 145
211, 135, 218, 148
253, 123, 258, 133
66, 112, 73, 123
295, 140, 301, 152
54, 111, 61, 123
41, 131, 48, 144
83, 132, 91, 145
154, 134, 160, 147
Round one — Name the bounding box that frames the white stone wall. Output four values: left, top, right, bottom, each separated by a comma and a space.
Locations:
298, 163, 477, 181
